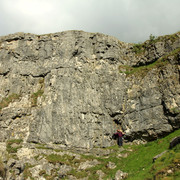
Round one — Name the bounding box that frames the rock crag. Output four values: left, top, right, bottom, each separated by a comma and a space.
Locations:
0, 30, 179, 149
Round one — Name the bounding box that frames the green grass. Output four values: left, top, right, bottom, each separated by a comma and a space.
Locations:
48, 129, 180, 179
67, 168, 88, 179
6, 139, 23, 153
5, 130, 179, 179
132, 43, 145, 54
23, 163, 35, 180
119, 47, 180, 77
132, 34, 158, 55
46, 153, 81, 166
0, 93, 20, 111
31, 89, 44, 107
157, 31, 180, 43
170, 107, 180, 115
31, 78, 44, 107
119, 58, 168, 76
150, 145, 180, 180
114, 129, 180, 180
46, 154, 68, 164
35, 143, 51, 150
74, 129, 180, 180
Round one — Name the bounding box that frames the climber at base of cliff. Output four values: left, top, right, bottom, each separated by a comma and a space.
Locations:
113, 129, 125, 147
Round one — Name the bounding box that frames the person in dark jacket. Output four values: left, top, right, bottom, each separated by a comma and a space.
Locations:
114, 129, 125, 147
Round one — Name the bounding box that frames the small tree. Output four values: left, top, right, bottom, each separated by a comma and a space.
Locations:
149, 34, 156, 43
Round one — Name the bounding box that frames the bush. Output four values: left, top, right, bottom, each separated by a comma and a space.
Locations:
132, 43, 144, 54
149, 34, 156, 41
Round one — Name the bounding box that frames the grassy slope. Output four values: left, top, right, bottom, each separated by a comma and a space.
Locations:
1, 130, 179, 179
62, 129, 180, 179
103, 129, 180, 180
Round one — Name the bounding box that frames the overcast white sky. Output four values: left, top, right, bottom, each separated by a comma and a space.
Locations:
0, 0, 180, 43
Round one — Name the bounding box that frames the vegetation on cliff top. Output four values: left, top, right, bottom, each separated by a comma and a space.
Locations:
119, 47, 180, 77
132, 31, 180, 55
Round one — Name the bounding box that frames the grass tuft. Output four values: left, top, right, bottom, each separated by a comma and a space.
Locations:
119, 58, 168, 77
46, 154, 74, 165
67, 168, 88, 179
31, 89, 44, 107
31, 78, 45, 107
6, 139, 23, 153
23, 163, 34, 180
132, 43, 145, 54
0, 94, 20, 111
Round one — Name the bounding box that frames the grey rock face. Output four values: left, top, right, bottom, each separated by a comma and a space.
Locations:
0, 30, 179, 148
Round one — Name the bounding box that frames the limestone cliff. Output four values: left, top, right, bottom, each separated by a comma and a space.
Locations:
0, 30, 179, 149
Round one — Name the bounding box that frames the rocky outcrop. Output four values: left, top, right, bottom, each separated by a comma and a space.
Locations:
169, 136, 180, 149
0, 141, 129, 180
0, 30, 179, 149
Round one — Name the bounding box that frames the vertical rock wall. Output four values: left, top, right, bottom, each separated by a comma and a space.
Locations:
0, 31, 179, 148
